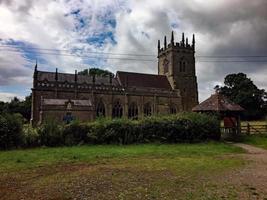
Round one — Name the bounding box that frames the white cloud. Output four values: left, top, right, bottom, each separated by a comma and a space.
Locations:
0, 92, 24, 102
0, 0, 266, 102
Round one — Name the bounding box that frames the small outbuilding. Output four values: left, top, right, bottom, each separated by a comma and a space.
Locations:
192, 92, 244, 135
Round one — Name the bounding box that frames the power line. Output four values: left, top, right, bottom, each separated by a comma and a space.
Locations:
0, 48, 157, 62
1, 47, 267, 63
1, 44, 267, 58
0, 44, 155, 57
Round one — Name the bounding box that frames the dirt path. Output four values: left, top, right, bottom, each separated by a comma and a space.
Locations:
223, 143, 267, 199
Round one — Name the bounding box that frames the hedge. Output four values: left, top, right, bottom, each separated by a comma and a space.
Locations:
86, 113, 220, 144
0, 112, 221, 149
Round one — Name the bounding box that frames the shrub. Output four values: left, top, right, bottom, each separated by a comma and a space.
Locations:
88, 118, 140, 144
63, 120, 90, 146
1, 112, 220, 148
0, 113, 23, 149
86, 112, 221, 144
22, 124, 40, 147
38, 118, 63, 147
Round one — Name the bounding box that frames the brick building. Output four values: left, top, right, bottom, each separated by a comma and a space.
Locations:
31, 32, 198, 125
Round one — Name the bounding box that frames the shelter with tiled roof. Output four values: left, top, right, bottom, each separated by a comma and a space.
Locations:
31, 31, 199, 125
192, 92, 244, 113
192, 92, 244, 135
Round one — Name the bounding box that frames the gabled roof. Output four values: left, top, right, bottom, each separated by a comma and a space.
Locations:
192, 92, 244, 112
116, 71, 172, 90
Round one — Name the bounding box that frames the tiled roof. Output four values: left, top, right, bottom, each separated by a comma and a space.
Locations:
192, 92, 244, 112
116, 71, 172, 90
37, 71, 119, 86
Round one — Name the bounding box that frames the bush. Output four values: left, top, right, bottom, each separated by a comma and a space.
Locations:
87, 118, 140, 144
0, 113, 23, 149
1, 112, 220, 148
63, 120, 90, 146
139, 113, 220, 143
38, 118, 63, 147
86, 112, 221, 144
22, 124, 40, 147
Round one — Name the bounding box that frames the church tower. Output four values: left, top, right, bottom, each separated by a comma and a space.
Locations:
158, 31, 198, 111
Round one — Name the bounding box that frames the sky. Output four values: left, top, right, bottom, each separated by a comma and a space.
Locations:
0, 0, 266, 102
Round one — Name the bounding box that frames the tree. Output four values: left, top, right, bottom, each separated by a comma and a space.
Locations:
217, 73, 267, 120
78, 68, 114, 77
0, 94, 32, 122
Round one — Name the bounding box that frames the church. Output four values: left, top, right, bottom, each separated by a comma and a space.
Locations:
31, 32, 198, 125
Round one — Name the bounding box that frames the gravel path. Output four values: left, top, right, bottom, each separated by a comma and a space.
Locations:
223, 143, 267, 199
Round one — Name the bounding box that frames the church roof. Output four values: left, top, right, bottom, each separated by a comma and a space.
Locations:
116, 71, 172, 90
192, 92, 244, 112
37, 71, 119, 86
36, 70, 173, 90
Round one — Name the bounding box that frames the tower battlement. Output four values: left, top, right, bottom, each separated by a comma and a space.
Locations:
158, 32, 195, 55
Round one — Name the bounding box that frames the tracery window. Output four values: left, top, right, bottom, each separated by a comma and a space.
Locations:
144, 102, 152, 117
96, 101, 105, 117
128, 102, 138, 119
112, 100, 123, 118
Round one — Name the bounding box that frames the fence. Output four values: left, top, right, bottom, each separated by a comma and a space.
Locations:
220, 123, 267, 136
241, 123, 267, 135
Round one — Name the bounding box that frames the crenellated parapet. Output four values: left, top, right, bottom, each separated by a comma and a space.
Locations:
158, 31, 195, 56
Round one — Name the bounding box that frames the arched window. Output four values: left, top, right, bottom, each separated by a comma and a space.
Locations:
96, 101, 105, 117
170, 104, 177, 114
128, 102, 138, 119
112, 100, 123, 118
144, 102, 152, 117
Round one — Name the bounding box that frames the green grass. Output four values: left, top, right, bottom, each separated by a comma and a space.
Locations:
0, 142, 243, 172
0, 143, 246, 200
242, 135, 267, 149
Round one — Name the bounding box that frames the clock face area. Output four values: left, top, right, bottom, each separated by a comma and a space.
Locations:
163, 58, 169, 74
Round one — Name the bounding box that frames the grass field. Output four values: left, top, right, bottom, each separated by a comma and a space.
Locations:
242, 135, 267, 149
0, 143, 247, 200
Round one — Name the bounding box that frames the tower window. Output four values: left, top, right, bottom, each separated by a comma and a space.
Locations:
112, 100, 123, 118
96, 101, 105, 117
128, 102, 138, 119
180, 59, 186, 72
163, 58, 169, 73
144, 102, 152, 117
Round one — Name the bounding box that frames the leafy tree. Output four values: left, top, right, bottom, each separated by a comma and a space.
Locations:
78, 68, 114, 77
0, 94, 32, 122
217, 73, 267, 120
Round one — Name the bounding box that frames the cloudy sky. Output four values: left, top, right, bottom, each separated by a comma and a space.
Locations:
0, 0, 266, 102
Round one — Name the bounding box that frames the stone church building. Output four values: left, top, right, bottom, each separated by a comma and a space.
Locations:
31, 32, 198, 125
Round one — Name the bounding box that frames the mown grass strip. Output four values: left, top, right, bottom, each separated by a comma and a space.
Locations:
0, 142, 243, 172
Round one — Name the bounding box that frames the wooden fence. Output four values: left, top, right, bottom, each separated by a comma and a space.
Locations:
240, 123, 267, 135
220, 123, 267, 135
